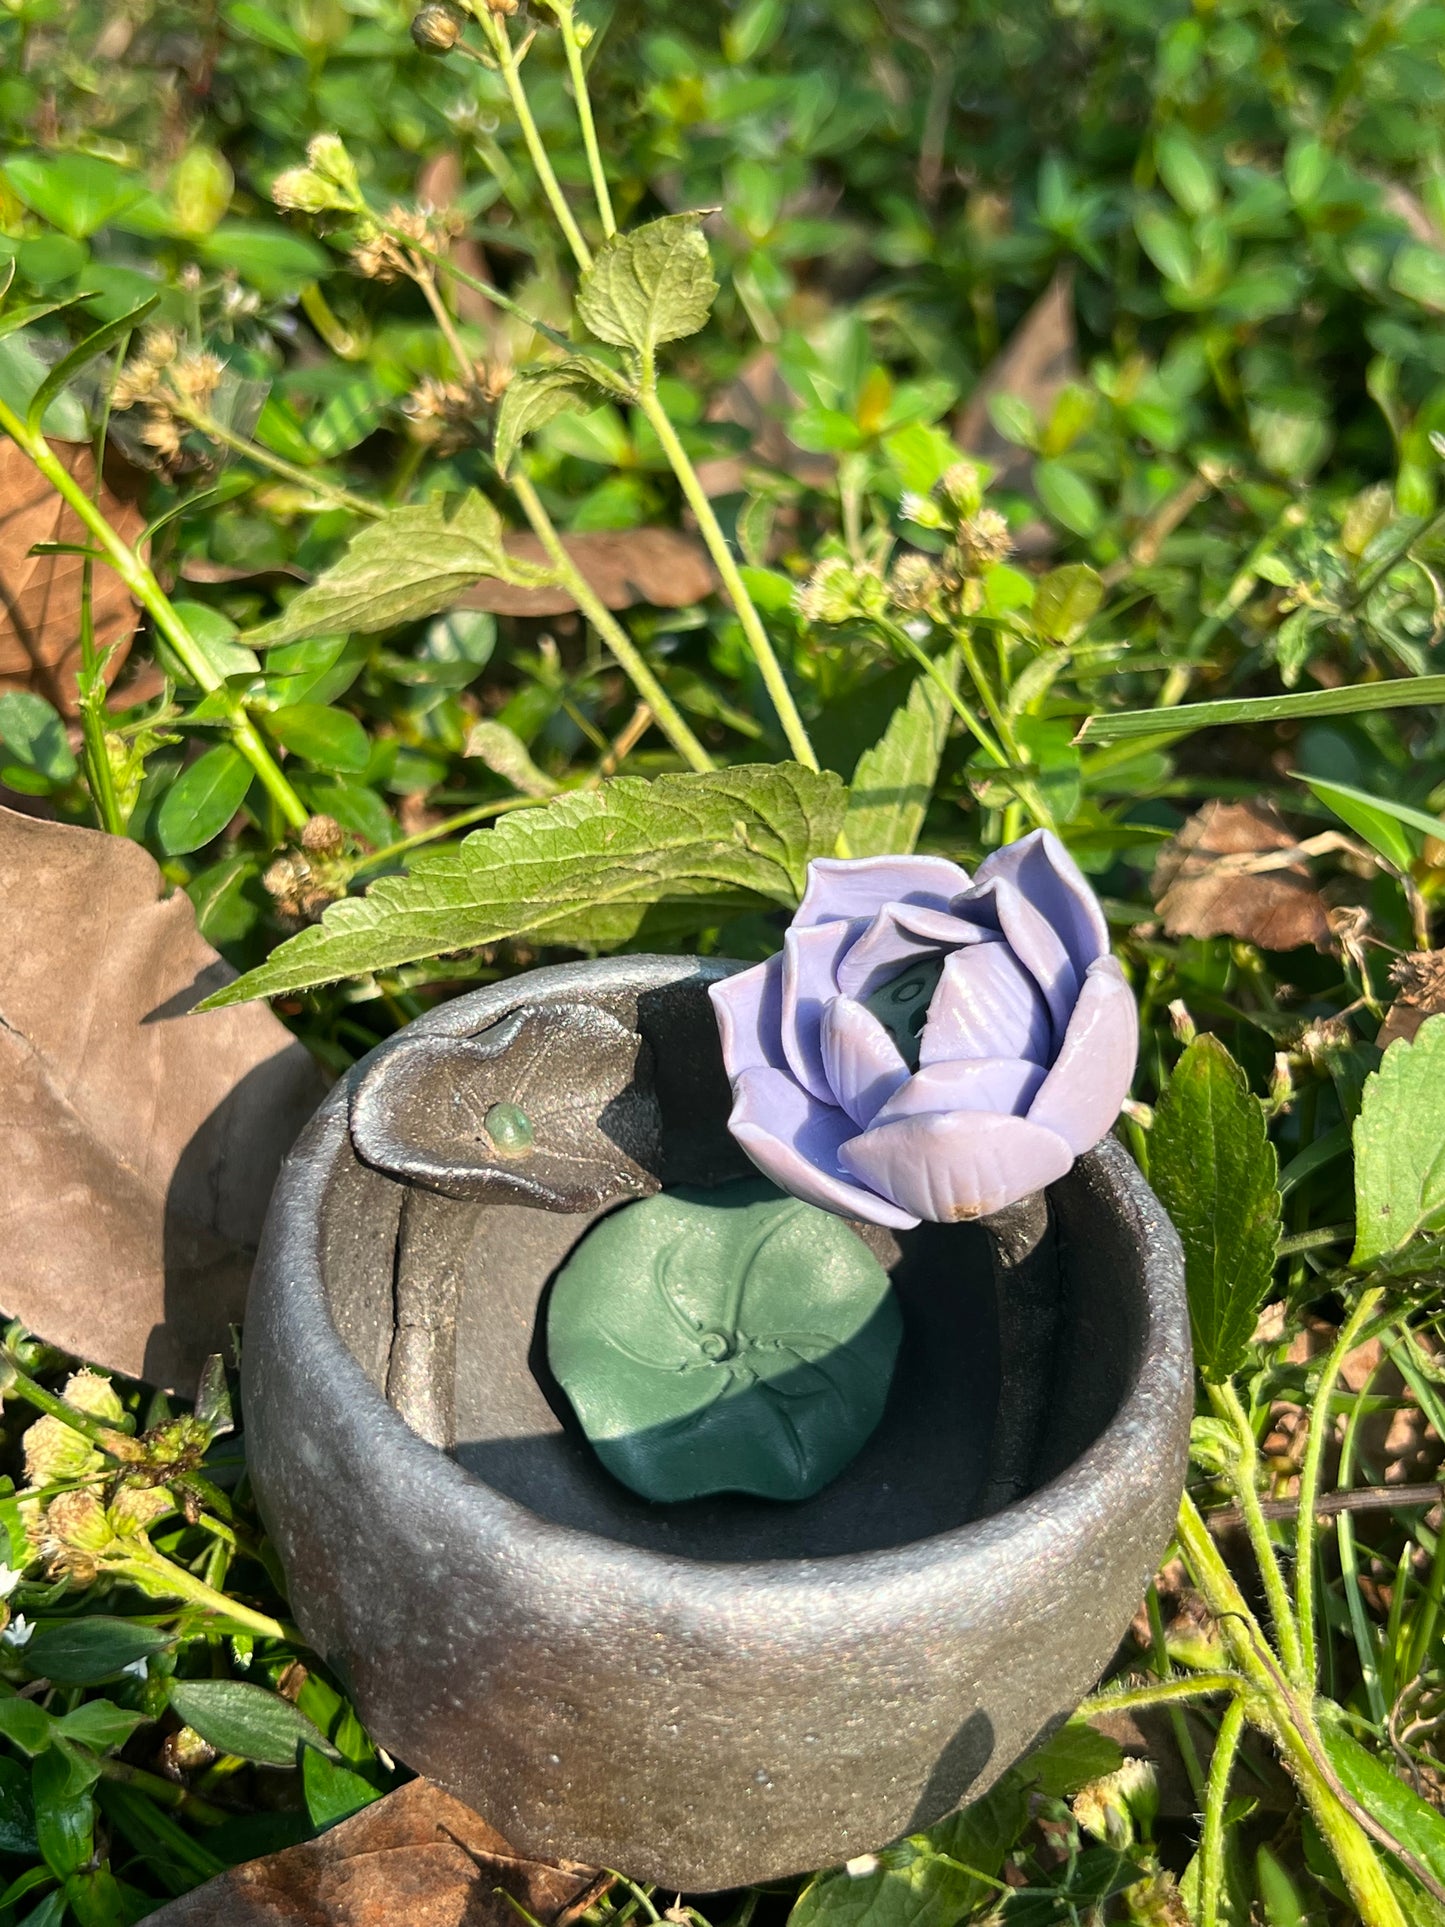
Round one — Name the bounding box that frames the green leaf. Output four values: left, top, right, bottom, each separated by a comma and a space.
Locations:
843, 646, 960, 857
31, 1752, 92, 1884
247, 492, 529, 647
1033, 459, 1102, 537
1298, 774, 1445, 872
0, 693, 77, 785
1075, 675, 1445, 746
548, 1179, 902, 1502
264, 704, 370, 773
1351, 1015, 1445, 1266
302, 1750, 381, 1829
1390, 242, 1445, 314
166, 1680, 339, 1768
576, 213, 719, 358
0, 1757, 38, 1857
26, 294, 158, 435
0, 1698, 53, 1757
155, 745, 253, 856
52, 1703, 149, 1752
1032, 564, 1104, 644
1148, 1035, 1281, 1382
465, 719, 559, 797
1, 155, 144, 240
24, 1619, 174, 1687
493, 358, 630, 477
1019, 1721, 1125, 1798
307, 373, 401, 459
1319, 1718, 1445, 1895
197, 222, 328, 296
199, 764, 845, 1006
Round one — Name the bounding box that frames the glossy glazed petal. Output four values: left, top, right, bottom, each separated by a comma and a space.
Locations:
920, 941, 1052, 1069
794, 855, 970, 930
728, 1067, 920, 1229
973, 828, 1108, 976
781, 918, 858, 1104
836, 902, 999, 1004
871, 1056, 1047, 1124
818, 995, 911, 1128
709, 954, 784, 1079
839, 1110, 1075, 1221
1025, 956, 1138, 1153
973, 875, 1078, 1040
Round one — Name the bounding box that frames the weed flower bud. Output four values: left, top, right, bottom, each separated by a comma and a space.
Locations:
62, 1368, 124, 1425
271, 167, 338, 214
301, 813, 345, 856
954, 508, 1013, 573
411, 0, 466, 48
887, 553, 943, 615
307, 133, 360, 199
110, 1486, 173, 1536
939, 459, 984, 520
483, 0, 519, 15
794, 557, 887, 626
22, 1415, 104, 1488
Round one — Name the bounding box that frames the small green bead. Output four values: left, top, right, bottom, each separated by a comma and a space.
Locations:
484, 1100, 534, 1157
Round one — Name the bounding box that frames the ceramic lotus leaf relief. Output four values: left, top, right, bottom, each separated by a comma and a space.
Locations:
349, 1001, 661, 1212
547, 1178, 902, 1502
710, 829, 1137, 1227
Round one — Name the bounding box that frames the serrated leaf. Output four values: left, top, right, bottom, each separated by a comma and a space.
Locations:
843, 647, 960, 858
1148, 1034, 1281, 1381
1351, 1015, 1445, 1265
199, 765, 845, 1007
576, 213, 719, 358
247, 493, 539, 648
494, 358, 628, 477
167, 1680, 338, 1767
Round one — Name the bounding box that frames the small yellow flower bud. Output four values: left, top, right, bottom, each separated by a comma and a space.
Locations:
22, 1416, 103, 1488
306, 133, 360, 199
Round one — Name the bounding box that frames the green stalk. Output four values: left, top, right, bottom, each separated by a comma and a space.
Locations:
97, 1756, 229, 1827
1198, 1693, 1247, 1927
115, 1541, 292, 1644
174, 400, 380, 520
479, 10, 594, 273
1296, 1287, 1383, 1687
1145, 1580, 1207, 1799
635, 377, 818, 770
1078, 1673, 1246, 1716
1175, 1493, 1407, 1927
552, 0, 616, 237
0, 398, 308, 831
76, 561, 126, 835
1209, 1378, 1307, 1685
509, 470, 714, 771
882, 619, 1005, 765
953, 622, 1055, 829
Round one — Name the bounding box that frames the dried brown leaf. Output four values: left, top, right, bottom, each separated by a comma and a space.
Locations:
0, 807, 328, 1388
1151, 799, 1332, 953
457, 527, 716, 617
0, 439, 145, 712
144, 1778, 600, 1927
955, 267, 1080, 490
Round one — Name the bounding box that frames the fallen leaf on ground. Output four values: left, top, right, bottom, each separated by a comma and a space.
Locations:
145, 1777, 602, 1927
457, 527, 716, 616
1150, 799, 1333, 953
0, 806, 328, 1388
0, 439, 146, 712
954, 267, 1080, 491
417, 152, 497, 329
1379, 948, 1445, 1047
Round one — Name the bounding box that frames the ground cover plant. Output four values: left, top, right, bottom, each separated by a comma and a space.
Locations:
0, 0, 1444, 1917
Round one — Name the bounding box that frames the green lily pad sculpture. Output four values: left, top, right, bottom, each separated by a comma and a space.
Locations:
547, 1179, 903, 1503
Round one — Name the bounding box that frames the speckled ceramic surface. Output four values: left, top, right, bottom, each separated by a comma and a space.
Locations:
244, 955, 1192, 1892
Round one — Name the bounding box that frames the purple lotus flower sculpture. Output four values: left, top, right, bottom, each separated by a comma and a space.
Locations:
709, 830, 1137, 1228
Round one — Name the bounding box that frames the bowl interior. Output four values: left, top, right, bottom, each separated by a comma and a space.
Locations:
318, 969, 1147, 1562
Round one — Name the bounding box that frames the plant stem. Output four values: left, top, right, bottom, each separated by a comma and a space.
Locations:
635, 378, 818, 769
347, 795, 542, 877
119, 1543, 292, 1644
1296, 1286, 1382, 1688
1078, 1673, 1246, 1716
883, 620, 1005, 764
97, 1755, 228, 1826
480, 11, 594, 273
1145, 1580, 1207, 1799
553, 0, 616, 237
0, 399, 309, 831
508, 470, 714, 771
1209, 1377, 1307, 1685
954, 623, 1056, 829
174, 400, 380, 520
1175, 1493, 1408, 1927
1199, 1692, 1246, 1927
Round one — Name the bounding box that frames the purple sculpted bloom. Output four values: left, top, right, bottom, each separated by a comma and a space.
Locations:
708, 830, 1137, 1228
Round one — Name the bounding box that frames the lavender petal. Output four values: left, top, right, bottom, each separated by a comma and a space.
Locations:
871, 1056, 1047, 1124
728, 1066, 921, 1229
818, 995, 911, 1127
836, 901, 999, 1004
780, 917, 858, 1104
709, 953, 785, 1079
839, 1110, 1075, 1221
794, 854, 971, 930
1025, 955, 1138, 1153
969, 875, 1079, 1039
972, 828, 1108, 976
919, 941, 1053, 1069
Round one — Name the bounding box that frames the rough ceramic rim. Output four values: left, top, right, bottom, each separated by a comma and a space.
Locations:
256, 954, 1190, 1621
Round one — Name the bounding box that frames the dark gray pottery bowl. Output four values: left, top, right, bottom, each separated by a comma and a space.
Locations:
245, 955, 1191, 1892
